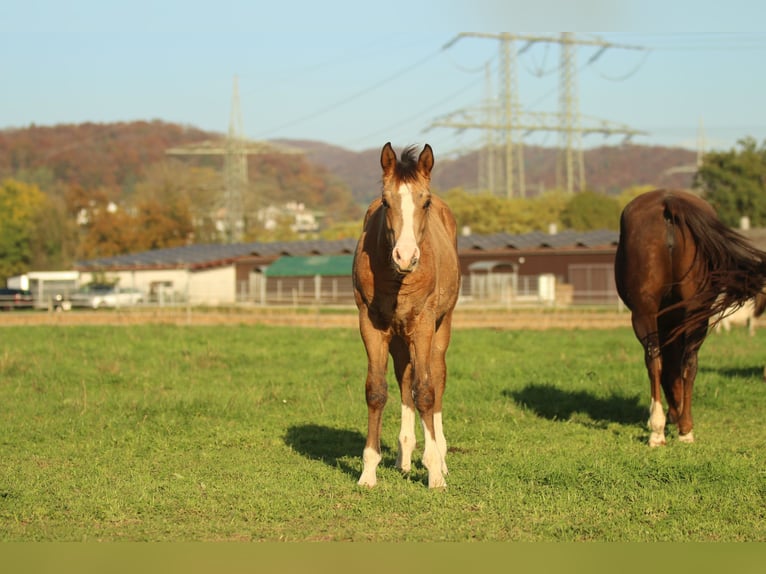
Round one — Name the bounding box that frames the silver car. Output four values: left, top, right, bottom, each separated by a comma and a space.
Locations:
68, 285, 144, 309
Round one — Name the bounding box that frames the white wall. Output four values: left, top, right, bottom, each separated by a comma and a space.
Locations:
188, 267, 237, 305
80, 266, 239, 305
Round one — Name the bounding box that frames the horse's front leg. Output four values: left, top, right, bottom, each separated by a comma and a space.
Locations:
411, 324, 446, 488
358, 313, 391, 487
390, 336, 416, 474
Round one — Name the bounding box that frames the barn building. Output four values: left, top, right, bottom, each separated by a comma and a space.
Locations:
73, 230, 620, 307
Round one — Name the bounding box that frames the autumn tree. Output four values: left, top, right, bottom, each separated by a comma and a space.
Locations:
0, 179, 46, 281
78, 207, 139, 259
132, 160, 217, 244
133, 198, 194, 251
695, 137, 766, 227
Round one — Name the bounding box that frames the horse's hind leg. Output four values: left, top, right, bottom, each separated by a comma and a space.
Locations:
676, 326, 705, 443
391, 336, 416, 473
632, 313, 666, 446
411, 324, 446, 488
430, 311, 454, 476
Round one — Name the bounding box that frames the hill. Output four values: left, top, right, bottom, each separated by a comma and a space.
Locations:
278, 139, 698, 204
1, 121, 696, 211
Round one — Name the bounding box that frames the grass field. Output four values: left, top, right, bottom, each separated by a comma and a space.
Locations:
0, 322, 764, 541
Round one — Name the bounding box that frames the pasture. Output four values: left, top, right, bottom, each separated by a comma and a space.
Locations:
0, 322, 764, 541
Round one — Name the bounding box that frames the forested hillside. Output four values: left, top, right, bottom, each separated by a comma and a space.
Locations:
0, 120, 700, 280
283, 139, 697, 203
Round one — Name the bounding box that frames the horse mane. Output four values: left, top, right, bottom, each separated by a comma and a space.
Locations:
392, 145, 424, 183
662, 192, 766, 341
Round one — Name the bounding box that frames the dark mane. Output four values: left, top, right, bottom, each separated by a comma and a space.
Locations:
393, 145, 421, 183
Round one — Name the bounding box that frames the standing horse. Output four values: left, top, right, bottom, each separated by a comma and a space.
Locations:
352, 142, 460, 488
713, 289, 766, 336
615, 189, 766, 446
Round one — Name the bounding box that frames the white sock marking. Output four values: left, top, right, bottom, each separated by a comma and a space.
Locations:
358, 446, 382, 487
397, 404, 417, 472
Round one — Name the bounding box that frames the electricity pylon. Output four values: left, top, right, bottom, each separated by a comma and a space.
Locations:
166, 76, 301, 243
433, 33, 647, 197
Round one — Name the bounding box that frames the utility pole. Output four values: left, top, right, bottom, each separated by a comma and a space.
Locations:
433, 32, 647, 196
166, 76, 301, 243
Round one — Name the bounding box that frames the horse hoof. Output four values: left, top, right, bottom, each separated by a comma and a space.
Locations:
678, 431, 695, 443
648, 433, 666, 447
428, 475, 447, 489
357, 475, 377, 488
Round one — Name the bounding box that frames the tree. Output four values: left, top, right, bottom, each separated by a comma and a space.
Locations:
560, 191, 621, 231
133, 198, 194, 251
78, 207, 139, 259
442, 188, 570, 235
616, 185, 656, 210
0, 179, 46, 281
695, 137, 766, 227
29, 194, 79, 270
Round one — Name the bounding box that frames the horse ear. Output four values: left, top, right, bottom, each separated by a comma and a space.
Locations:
380, 142, 396, 173
418, 144, 434, 176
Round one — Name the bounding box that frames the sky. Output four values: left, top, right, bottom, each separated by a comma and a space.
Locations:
2, 0, 766, 157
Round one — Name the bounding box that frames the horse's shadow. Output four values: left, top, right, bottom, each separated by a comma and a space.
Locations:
505, 383, 645, 426
285, 424, 392, 481
699, 364, 765, 380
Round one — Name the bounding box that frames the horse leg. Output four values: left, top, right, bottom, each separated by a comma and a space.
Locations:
357, 313, 391, 487
660, 338, 684, 427
632, 314, 666, 446
676, 327, 705, 443
390, 336, 416, 473
410, 323, 446, 488
430, 310, 454, 476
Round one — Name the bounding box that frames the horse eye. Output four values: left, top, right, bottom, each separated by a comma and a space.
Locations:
381, 198, 389, 208
423, 198, 432, 209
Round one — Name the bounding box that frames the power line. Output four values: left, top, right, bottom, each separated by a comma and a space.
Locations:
257, 48, 444, 139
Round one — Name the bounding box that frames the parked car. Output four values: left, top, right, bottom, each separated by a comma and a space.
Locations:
68, 285, 144, 309
0, 288, 35, 310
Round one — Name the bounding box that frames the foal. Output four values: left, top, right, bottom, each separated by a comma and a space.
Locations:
352, 142, 460, 488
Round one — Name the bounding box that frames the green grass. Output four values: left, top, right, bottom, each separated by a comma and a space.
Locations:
0, 323, 764, 541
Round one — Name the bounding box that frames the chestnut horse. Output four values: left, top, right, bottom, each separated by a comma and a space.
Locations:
615, 189, 766, 446
352, 143, 460, 488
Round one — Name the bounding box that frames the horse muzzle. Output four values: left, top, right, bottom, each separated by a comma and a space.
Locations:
392, 244, 420, 274
394, 256, 419, 274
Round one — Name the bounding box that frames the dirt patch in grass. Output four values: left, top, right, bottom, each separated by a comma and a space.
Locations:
0, 307, 632, 330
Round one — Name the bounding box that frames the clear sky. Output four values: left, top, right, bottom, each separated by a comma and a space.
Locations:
2, 0, 766, 156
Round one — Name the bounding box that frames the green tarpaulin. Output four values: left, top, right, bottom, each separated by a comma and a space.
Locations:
263, 255, 354, 277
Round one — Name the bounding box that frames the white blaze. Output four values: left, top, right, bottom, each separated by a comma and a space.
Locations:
393, 183, 419, 269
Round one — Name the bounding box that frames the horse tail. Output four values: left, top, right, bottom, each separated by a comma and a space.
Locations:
753, 290, 766, 318
663, 192, 766, 340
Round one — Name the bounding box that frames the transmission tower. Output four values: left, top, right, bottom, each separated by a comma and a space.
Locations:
166, 76, 301, 243
558, 32, 585, 194
225, 76, 247, 242
479, 62, 498, 194
432, 33, 647, 197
